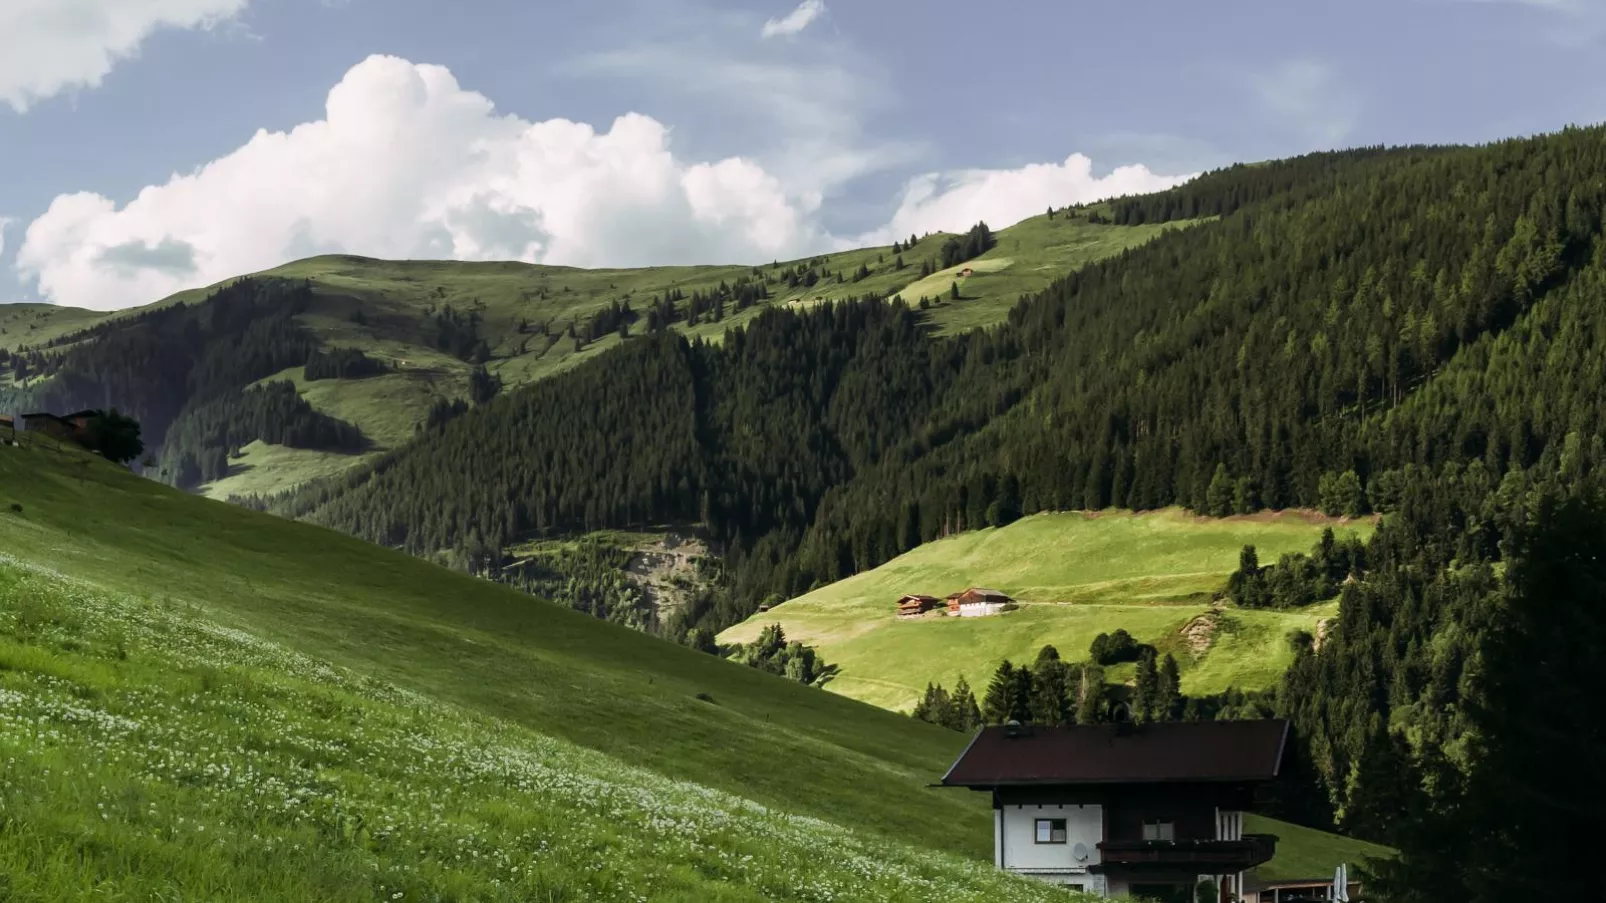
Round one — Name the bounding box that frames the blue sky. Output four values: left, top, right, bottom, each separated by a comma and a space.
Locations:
2, 0, 1604, 310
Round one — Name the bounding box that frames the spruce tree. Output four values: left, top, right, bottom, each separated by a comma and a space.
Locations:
1073, 663, 1105, 724
1206, 463, 1234, 517
1132, 648, 1159, 721
981, 661, 1015, 724
950, 676, 982, 731
1007, 665, 1034, 723
1155, 653, 1181, 721
1030, 657, 1072, 725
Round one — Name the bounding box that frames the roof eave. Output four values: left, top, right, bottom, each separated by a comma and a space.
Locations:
938, 727, 987, 786
942, 774, 1281, 788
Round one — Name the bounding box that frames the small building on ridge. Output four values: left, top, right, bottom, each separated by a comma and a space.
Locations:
945, 587, 1014, 617
896, 594, 943, 618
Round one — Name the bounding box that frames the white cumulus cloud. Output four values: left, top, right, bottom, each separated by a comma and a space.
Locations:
14, 55, 1197, 311
15, 55, 832, 311
761, 0, 826, 38
0, 0, 249, 112
862, 155, 1197, 245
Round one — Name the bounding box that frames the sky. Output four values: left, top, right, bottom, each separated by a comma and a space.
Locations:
2, 0, 1605, 311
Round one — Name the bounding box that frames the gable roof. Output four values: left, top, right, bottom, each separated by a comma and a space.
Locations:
940, 719, 1289, 787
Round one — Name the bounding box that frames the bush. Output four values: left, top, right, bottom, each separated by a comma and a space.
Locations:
1089, 629, 1145, 665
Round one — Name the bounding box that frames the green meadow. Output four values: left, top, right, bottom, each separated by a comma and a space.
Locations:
0, 559, 1083, 901
721, 509, 1371, 713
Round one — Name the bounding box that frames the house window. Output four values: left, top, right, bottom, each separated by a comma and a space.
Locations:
1035, 818, 1068, 844
1141, 820, 1175, 841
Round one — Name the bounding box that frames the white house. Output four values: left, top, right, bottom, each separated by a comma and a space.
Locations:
939, 719, 1290, 902
946, 587, 1014, 617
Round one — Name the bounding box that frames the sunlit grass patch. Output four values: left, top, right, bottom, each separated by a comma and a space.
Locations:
0, 558, 1087, 902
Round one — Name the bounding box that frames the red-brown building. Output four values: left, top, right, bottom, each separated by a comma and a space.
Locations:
20, 410, 98, 443
895, 594, 943, 618
944, 587, 1013, 617
940, 719, 1288, 901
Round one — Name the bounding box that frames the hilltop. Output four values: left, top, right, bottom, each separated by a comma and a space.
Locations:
719, 508, 1372, 712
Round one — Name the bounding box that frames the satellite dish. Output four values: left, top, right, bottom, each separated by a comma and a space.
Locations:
1072, 842, 1089, 862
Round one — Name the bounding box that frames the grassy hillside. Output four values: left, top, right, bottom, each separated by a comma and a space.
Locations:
888, 214, 1195, 336
231, 214, 1185, 473
720, 509, 1372, 712
0, 560, 1073, 901
0, 302, 111, 353
0, 435, 995, 861
1244, 814, 1394, 883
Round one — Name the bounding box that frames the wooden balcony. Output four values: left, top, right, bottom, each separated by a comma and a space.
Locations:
1091, 833, 1278, 872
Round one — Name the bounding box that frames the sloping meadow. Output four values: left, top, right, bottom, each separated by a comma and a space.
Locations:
0, 559, 1078, 902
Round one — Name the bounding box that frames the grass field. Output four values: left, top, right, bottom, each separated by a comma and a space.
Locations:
0, 302, 112, 353
1243, 814, 1394, 883
720, 509, 1372, 713
0, 560, 1077, 902
893, 216, 1197, 336
0, 435, 999, 860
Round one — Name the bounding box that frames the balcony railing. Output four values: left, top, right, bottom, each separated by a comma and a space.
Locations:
1092, 833, 1278, 872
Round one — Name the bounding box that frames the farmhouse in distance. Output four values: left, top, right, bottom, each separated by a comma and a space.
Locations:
947, 586, 1014, 617
894, 587, 1016, 618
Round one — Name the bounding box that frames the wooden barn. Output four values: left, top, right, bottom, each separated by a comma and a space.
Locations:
21, 411, 95, 443
895, 594, 943, 619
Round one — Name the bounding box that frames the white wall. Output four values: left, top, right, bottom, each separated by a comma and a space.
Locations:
1215, 808, 1243, 841
999, 802, 1103, 872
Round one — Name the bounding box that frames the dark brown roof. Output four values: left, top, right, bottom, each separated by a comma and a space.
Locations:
897, 594, 940, 603
941, 719, 1289, 787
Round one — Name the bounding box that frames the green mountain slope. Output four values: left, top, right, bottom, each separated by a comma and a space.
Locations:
720, 509, 1371, 711
2, 559, 1074, 901
1, 213, 1182, 501
0, 436, 992, 860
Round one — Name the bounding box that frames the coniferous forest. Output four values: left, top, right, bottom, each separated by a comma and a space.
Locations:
11, 125, 1606, 897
